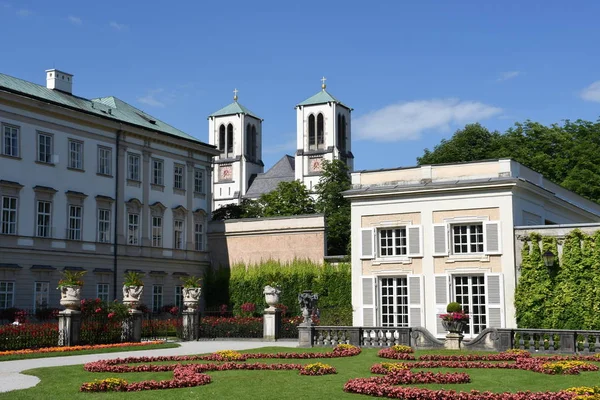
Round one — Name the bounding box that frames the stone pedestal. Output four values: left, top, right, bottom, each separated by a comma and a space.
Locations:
298, 324, 315, 348
122, 309, 143, 342
444, 332, 464, 350
58, 309, 81, 346
263, 308, 281, 341
182, 310, 200, 341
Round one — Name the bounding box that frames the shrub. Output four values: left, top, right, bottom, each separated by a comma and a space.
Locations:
446, 302, 462, 312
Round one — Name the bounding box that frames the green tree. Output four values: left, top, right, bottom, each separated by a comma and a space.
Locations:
315, 160, 351, 255
418, 119, 600, 203
211, 198, 262, 220
258, 180, 315, 217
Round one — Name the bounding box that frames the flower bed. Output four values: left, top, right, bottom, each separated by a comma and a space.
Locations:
299, 362, 337, 376
0, 322, 58, 351
377, 345, 416, 360
0, 341, 165, 357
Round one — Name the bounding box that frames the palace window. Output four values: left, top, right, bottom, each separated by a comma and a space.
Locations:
98, 146, 112, 175
452, 223, 484, 254
127, 213, 140, 245
152, 216, 162, 247
98, 209, 111, 243
152, 159, 164, 185
127, 153, 140, 181
194, 222, 203, 251
152, 285, 163, 313
97, 283, 110, 302
0, 196, 17, 235
174, 219, 184, 249
194, 169, 204, 193
175, 285, 183, 309
378, 227, 407, 257
2, 124, 19, 157
68, 139, 84, 170
36, 201, 52, 238
37, 133, 53, 163
67, 205, 82, 240
0, 281, 15, 309
34, 282, 49, 311
453, 275, 486, 335
379, 277, 409, 327
174, 164, 184, 190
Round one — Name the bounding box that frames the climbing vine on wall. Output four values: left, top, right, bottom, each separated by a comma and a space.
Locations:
515, 229, 600, 330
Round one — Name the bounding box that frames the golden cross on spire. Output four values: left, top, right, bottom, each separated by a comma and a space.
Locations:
321, 76, 327, 90
233, 88, 239, 101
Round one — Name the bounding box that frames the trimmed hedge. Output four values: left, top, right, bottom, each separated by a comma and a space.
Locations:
215, 259, 351, 325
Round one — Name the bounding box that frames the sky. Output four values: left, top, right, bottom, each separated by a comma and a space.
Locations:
2, 1, 600, 172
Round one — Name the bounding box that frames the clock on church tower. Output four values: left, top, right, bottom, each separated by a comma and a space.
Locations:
309, 157, 323, 173
219, 165, 232, 181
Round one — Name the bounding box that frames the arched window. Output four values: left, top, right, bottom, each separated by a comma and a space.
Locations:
251, 125, 257, 158
308, 114, 316, 150
317, 113, 324, 148
226, 124, 233, 157
218, 125, 226, 153
245, 123, 252, 157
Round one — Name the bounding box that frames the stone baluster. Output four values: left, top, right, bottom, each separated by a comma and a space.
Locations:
548, 333, 555, 352
583, 334, 590, 354
528, 332, 536, 352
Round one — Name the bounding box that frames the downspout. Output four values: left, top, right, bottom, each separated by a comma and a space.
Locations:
113, 128, 123, 300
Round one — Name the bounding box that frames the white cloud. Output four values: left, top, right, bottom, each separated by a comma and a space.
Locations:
109, 21, 128, 31
354, 98, 502, 142
263, 138, 296, 155
497, 71, 521, 82
580, 81, 600, 102
1, 2, 11, 9
137, 89, 166, 108
16, 8, 31, 16
68, 15, 82, 25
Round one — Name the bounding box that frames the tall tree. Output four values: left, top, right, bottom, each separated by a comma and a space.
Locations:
315, 160, 352, 255
258, 180, 315, 217
418, 119, 600, 203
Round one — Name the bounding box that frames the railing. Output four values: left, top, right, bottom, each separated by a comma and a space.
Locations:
141, 312, 181, 340
308, 326, 412, 347
497, 328, 600, 354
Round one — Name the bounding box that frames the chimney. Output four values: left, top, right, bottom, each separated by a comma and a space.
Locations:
46, 69, 73, 94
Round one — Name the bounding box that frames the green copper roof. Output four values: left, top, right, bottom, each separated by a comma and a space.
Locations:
0, 72, 211, 147
209, 101, 260, 120
297, 89, 349, 108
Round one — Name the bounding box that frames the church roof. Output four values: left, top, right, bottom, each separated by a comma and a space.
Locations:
0, 72, 212, 147
244, 155, 296, 199
209, 101, 261, 120
297, 89, 350, 109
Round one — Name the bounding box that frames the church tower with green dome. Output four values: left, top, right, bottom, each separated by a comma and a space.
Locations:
208, 89, 264, 209
294, 77, 354, 192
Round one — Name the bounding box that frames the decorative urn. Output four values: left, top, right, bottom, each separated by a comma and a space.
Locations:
183, 287, 202, 311
263, 285, 282, 310
59, 285, 81, 310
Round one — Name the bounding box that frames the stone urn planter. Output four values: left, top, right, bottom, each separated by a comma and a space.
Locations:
122, 285, 144, 309
59, 285, 81, 310
442, 320, 467, 334
263, 285, 282, 310
183, 287, 201, 311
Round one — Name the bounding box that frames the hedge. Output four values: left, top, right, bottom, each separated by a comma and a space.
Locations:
206, 259, 352, 325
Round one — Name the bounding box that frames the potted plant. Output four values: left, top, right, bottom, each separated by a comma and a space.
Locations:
181, 275, 202, 311
57, 270, 86, 310
122, 271, 144, 309
440, 302, 470, 333
263, 282, 282, 310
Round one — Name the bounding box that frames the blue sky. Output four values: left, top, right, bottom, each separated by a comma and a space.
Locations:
2, 1, 600, 171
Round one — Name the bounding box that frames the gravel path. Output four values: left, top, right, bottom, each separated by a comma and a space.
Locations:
0, 340, 297, 393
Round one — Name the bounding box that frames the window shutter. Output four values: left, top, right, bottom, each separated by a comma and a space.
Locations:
407, 275, 423, 327
406, 225, 423, 257
486, 273, 504, 328
484, 221, 502, 255
434, 274, 449, 336
432, 223, 448, 256
362, 276, 376, 326
360, 228, 375, 259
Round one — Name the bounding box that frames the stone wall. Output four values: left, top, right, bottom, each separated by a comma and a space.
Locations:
207, 214, 326, 267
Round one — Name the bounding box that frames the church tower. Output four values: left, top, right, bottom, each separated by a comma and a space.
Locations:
208, 89, 263, 209
295, 78, 353, 191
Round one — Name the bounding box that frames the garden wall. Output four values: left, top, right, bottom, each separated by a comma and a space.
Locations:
207, 214, 326, 268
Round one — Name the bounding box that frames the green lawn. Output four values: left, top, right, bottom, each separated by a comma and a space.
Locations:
1, 347, 599, 399
0, 343, 180, 362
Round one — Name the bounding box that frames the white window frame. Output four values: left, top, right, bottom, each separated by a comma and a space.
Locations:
34, 281, 49, 311
451, 223, 484, 255
378, 227, 407, 257
152, 285, 163, 313
2, 124, 19, 157
174, 164, 185, 190
451, 274, 487, 337
127, 153, 141, 181
152, 216, 162, 247
127, 213, 140, 245
37, 132, 53, 163
379, 276, 409, 328
97, 283, 110, 302
98, 146, 112, 176
152, 158, 164, 186
194, 168, 204, 193
175, 285, 183, 309
194, 222, 203, 251
0, 196, 18, 235
98, 208, 111, 243
0, 281, 15, 309
68, 139, 83, 170
67, 205, 82, 240
36, 200, 52, 238
174, 219, 184, 249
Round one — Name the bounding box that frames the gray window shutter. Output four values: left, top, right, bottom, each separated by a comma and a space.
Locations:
484, 221, 502, 255
486, 273, 504, 328
406, 225, 423, 257
360, 228, 375, 259
362, 276, 376, 326
407, 275, 422, 327
434, 274, 449, 335
432, 223, 448, 256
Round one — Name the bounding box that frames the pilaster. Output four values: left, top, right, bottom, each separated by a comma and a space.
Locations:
141, 150, 151, 247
